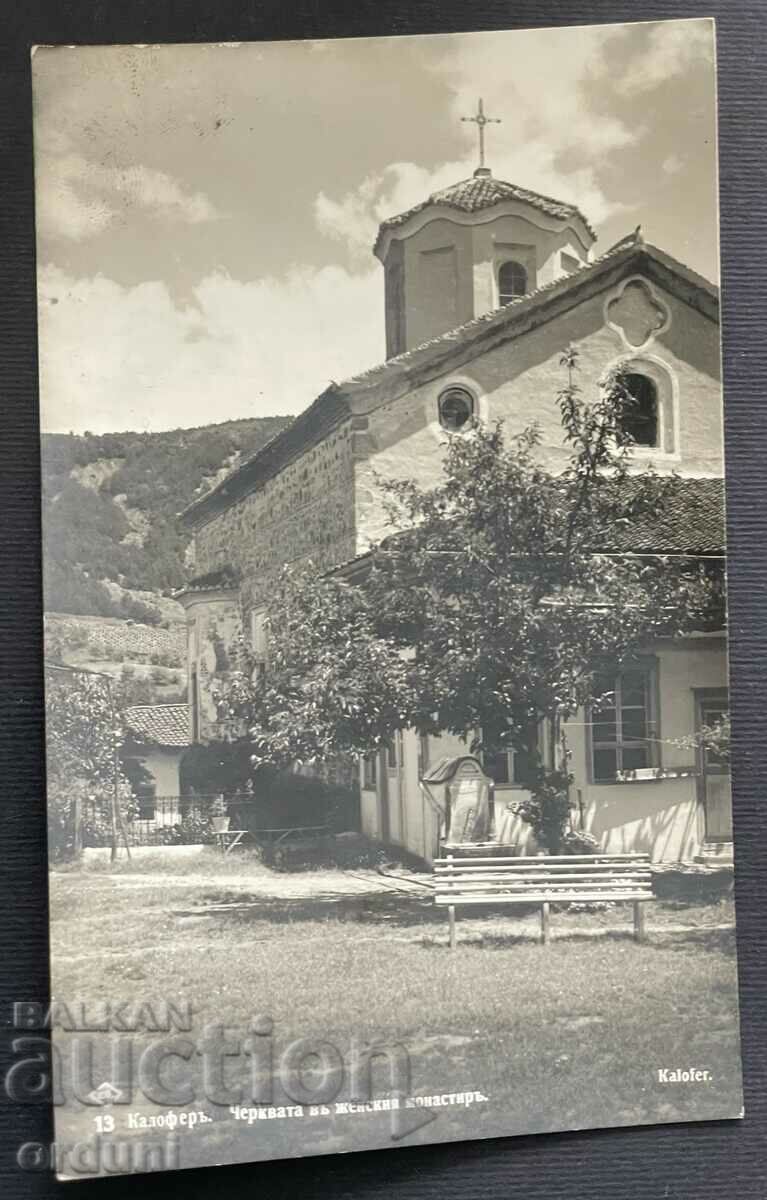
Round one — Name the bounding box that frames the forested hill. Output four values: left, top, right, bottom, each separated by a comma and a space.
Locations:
41, 416, 291, 623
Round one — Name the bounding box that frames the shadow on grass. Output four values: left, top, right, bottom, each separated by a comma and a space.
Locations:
420, 926, 737, 953
180, 889, 440, 926
649, 926, 737, 956
175, 891, 737, 956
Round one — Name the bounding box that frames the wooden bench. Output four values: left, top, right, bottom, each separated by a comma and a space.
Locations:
433, 852, 654, 947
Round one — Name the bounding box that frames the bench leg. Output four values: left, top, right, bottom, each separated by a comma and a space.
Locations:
448, 905, 456, 950
634, 900, 647, 944
541, 901, 551, 945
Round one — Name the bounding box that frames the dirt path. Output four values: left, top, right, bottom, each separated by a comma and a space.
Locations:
104, 863, 432, 900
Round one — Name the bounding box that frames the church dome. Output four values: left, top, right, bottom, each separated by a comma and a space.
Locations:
374, 167, 597, 359
373, 168, 595, 259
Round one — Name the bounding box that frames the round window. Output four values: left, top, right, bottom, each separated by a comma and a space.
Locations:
438, 386, 475, 432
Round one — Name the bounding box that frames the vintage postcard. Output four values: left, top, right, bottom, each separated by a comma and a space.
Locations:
31, 19, 742, 1180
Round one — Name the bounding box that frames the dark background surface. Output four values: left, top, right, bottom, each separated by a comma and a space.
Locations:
1, 2, 765, 1197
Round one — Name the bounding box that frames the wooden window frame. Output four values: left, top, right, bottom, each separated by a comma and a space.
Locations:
482, 723, 541, 789
498, 259, 528, 305
588, 661, 660, 784
621, 372, 659, 449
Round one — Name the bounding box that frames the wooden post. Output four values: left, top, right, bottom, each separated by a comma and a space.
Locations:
446, 852, 456, 949
108, 677, 131, 862
113, 711, 132, 862
109, 781, 119, 863
634, 900, 647, 944
541, 901, 551, 945
114, 767, 132, 861
72, 794, 83, 857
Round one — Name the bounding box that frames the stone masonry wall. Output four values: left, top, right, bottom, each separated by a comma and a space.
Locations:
46, 612, 186, 665
193, 422, 358, 612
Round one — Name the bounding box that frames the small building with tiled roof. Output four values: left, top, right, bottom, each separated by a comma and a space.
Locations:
124, 703, 192, 748
123, 704, 192, 825
177, 161, 729, 866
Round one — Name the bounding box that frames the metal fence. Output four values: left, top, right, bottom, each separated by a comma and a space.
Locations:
80, 793, 343, 848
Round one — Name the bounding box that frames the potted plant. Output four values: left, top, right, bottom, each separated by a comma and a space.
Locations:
210, 795, 230, 834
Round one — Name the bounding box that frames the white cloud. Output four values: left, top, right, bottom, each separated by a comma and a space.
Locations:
37, 262, 384, 433
435, 25, 638, 161
316, 160, 472, 257
315, 173, 388, 257
36, 149, 223, 242
617, 19, 714, 95
662, 153, 684, 175
314, 24, 641, 256
316, 151, 627, 261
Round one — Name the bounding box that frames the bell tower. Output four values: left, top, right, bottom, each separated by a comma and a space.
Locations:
373, 101, 597, 359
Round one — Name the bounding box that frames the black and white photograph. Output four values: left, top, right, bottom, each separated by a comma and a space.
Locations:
32, 18, 743, 1180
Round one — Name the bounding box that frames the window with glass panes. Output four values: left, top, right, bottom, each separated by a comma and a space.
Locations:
590, 667, 657, 781
484, 724, 539, 787
498, 260, 528, 305
620, 374, 658, 447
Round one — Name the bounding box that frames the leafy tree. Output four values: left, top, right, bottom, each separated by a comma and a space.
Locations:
221, 576, 417, 768
221, 351, 722, 851
675, 713, 730, 764
179, 739, 256, 796
699, 714, 731, 763
45, 666, 133, 860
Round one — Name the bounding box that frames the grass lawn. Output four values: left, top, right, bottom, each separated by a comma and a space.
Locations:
47, 857, 743, 1175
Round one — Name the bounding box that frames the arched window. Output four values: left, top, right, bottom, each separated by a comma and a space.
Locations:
498, 260, 528, 305
621, 373, 658, 447
438, 386, 475, 432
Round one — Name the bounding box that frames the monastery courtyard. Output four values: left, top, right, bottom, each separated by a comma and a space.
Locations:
47, 850, 740, 1166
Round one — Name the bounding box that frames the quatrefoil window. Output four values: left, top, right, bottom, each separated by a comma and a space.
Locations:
607, 279, 670, 350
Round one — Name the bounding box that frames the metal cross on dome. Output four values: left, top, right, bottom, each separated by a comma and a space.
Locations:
461, 98, 501, 170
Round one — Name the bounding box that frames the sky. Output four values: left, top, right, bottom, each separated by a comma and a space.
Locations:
32, 19, 719, 434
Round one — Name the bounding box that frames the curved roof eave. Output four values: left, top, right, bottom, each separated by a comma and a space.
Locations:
181, 237, 718, 530
372, 175, 597, 258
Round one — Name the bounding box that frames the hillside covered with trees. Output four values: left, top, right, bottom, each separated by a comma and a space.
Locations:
42, 415, 290, 622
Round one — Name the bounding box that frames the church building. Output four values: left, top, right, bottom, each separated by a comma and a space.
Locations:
178, 132, 728, 866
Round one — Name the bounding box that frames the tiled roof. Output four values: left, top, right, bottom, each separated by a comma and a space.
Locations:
124, 704, 191, 748
181, 236, 719, 527
373, 172, 596, 255
174, 565, 240, 597
334, 478, 725, 578
604, 477, 725, 555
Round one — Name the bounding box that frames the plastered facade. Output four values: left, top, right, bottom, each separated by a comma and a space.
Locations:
355, 279, 722, 551
380, 204, 592, 355
363, 638, 728, 865
185, 267, 723, 759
